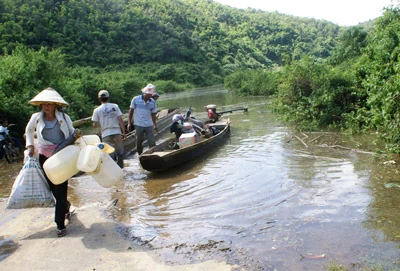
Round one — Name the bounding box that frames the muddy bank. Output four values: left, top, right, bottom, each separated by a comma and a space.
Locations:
0, 198, 234, 271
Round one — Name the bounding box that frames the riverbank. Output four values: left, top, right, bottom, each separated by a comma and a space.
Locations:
0, 199, 233, 271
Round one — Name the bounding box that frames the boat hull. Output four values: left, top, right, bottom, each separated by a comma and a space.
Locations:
139, 119, 230, 171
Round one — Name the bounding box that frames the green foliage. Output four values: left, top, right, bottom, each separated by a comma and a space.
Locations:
353, 7, 400, 151
0, 46, 197, 140
224, 69, 281, 96
151, 80, 190, 94
0, 45, 70, 136
0, 0, 342, 139
327, 262, 347, 271
269, 5, 400, 153
0, 0, 339, 71
330, 26, 368, 65
272, 56, 359, 130
2, 0, 398, 153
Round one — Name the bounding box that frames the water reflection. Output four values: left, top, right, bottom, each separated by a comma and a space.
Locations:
363, 163, 400, 243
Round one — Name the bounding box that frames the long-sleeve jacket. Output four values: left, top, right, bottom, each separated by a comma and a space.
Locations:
25, 110, 74, 148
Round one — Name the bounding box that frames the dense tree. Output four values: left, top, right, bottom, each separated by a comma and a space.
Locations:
2, 0, 397, 152
268, 5, 400, 153
356, 7, 400, 151
0, 0, 340, 69
330, 26, 368, 65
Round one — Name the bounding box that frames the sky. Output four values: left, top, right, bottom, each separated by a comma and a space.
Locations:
214, 0, 397, 26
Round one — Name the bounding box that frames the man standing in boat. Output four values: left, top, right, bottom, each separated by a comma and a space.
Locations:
92, 90, 126, 168
127, 84, 158, 155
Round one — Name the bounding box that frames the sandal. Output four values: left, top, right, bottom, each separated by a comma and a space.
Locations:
57, 228, 67, 238
65, 209, 75, 220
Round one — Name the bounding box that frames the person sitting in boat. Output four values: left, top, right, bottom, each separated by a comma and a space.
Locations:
182, 122, 195, 134
205, 104, 219, 123
183, 122, 205, 136
170, 115, 203, 149
170, 114, 185, 140
201, 124, 221, 138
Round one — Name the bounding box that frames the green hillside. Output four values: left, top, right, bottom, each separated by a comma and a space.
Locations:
0, 0, 340, 68
2, 0, 399, 153
0, 0, 343, 135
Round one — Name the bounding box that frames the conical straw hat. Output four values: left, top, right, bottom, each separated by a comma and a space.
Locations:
29, 87, 69, 106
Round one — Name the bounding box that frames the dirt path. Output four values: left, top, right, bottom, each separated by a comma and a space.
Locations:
0, 199, 233, 271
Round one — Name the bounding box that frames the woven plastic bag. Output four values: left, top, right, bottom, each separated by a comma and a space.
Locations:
6, 157, 54, 209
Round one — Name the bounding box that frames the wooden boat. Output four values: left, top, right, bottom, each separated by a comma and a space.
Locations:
73, 107, 182, 156
139, 118, 230, 172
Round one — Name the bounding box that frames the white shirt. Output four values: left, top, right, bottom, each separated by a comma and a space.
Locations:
0, 126, 8, 141
92, 103, 123, 138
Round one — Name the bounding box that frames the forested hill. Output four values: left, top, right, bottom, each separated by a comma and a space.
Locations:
1, 0, 399, 154
0, 0, 341, 69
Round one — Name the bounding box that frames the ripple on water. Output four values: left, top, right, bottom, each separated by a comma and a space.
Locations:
108, 123, 389, 270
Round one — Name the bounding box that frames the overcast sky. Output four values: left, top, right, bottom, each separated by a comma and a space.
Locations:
214, 0, 397, 26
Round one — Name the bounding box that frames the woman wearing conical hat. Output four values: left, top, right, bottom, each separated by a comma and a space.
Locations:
25, 87, 77, 237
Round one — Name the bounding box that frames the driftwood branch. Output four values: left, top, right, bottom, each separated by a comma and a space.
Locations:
293, 134, 308, 148
330, 144, 352, 151
317, 144, 376, 155
300, 131, 308, 140
293, 151, 345, 161
307, 132, 338, 134
290, 131, 378, 155
329, 145, 375, 155
309, 134, 324, 143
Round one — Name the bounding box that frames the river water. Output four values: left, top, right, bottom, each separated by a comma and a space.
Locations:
1, 87, 400, 270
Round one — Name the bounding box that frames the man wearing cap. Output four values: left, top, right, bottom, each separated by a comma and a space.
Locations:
127, 83, 158, 155
92, 90, 126, 168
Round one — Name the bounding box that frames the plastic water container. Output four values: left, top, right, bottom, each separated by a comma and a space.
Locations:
179, 132, 199, 148
97, 142, 115, 154
76, 145, 102, 173
88, 152, 122, 188
43, 145, 80, 185
76, 135, 101, 148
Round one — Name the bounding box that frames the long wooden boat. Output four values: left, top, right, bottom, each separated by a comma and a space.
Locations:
73, 107, 182, 156
139, 118, 230, 171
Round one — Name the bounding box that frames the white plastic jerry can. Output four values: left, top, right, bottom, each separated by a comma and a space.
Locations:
97, 142, 115, 154
76, 145, 102, 173
76, 135, 101, 148
43, 145, 80, 185
88, 152, 122, 188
